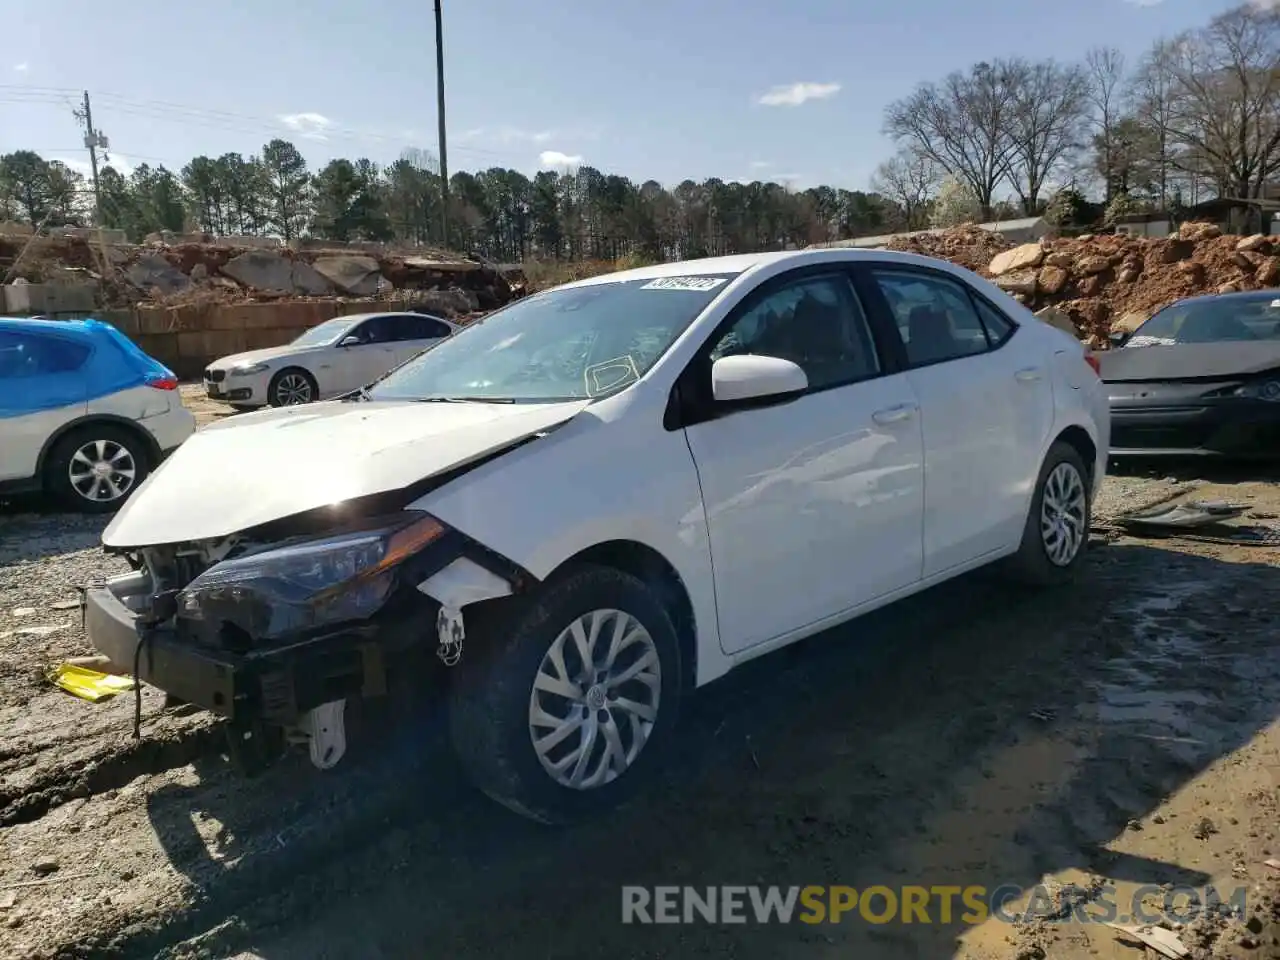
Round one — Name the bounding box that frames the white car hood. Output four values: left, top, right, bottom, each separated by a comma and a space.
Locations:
103, 398, 592, 547
207, 344, 319, 370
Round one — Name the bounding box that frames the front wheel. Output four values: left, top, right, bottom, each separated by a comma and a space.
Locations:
1006, 441, 1091, 586
448, 565, 683, 825
268, 367, 318, 406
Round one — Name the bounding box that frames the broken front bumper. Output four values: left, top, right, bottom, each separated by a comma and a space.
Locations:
84, 581, 388, 724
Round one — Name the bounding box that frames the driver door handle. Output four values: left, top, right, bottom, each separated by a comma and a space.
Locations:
1015, 366, 1042, 382
872, 402, 918, 425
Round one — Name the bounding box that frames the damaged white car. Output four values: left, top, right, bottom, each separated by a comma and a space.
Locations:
84, 248, 1108, 824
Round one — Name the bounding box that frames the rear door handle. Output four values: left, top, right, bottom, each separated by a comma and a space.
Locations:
872, 402, 918, 425
1015, 366, 1042, 382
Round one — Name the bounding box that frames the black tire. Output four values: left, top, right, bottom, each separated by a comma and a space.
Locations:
448, 564, 684, 825
44, 424, 151, 514
1006, 441, 1091, 586
267, 367, 318, 407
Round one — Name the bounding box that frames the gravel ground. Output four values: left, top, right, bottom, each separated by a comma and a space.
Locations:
3, 409, 1280, 959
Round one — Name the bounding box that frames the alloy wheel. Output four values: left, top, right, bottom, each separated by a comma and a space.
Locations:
527, 608, 661, 790
1040, 461, 1087, 567
275, 373, 313, 405
68, 439, 137, 504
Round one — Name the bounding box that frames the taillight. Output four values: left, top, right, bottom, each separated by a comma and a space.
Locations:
1084, 354, 1101, 377
146, 374, 179, 390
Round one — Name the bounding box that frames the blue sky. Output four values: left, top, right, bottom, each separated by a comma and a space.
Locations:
0, 0, 1252, 192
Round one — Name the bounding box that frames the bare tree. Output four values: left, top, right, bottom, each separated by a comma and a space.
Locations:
1130, 38, 1181, 207
1158, 4, 1280, 208
870, 150, 938, 229
1004, 58, 1091, 215
1085, 47, 1129, 201
883, 60, 1020, 219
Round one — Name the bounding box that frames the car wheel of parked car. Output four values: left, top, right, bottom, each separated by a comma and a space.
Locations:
1007, 440, 1091, 586
448, 564, 683, 825
268, 368, 317, 406
44, 424, 150, 514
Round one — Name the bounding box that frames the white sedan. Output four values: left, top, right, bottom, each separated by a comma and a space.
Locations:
203, 311, 458, 409
85, 248, 1108, 823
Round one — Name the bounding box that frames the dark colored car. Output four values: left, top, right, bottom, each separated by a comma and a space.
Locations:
1099, 290, 1280, 457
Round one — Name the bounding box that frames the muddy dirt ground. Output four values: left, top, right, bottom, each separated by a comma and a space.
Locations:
2, 392, 1280, 959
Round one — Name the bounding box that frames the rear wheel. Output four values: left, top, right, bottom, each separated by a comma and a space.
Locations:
448, 565, 683, 825
268, 367, 317, 406
1006, 441, 1091, 586
44, 424, 150, 514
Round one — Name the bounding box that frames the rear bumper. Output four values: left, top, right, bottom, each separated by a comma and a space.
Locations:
1109, 401, 1280, 458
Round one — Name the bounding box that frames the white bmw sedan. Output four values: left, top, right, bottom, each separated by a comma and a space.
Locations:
203, 310, 458, 409
86, 248, 1108, 824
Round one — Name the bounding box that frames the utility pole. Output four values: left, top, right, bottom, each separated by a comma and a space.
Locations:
434, 0, 450, 248
74, 91, 108, 224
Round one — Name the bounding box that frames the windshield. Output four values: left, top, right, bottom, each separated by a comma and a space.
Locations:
291, 317, 356, 347
1127, 295, 1280, 347
366, 274, 737, 402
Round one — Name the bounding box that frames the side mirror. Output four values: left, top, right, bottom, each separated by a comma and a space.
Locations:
338, 335, 361, 348
711, 354, 808, 404
1108, 331, 1129, 348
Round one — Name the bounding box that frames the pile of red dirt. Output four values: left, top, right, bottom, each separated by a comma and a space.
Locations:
885, 224, 1015, 275
958, 221, 1280, 345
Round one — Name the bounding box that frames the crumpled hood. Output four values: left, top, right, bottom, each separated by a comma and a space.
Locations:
205, 344, 318, 371
103, 398, 592, 547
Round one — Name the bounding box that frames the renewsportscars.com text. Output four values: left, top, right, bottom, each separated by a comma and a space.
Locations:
621, 884, 1247, 926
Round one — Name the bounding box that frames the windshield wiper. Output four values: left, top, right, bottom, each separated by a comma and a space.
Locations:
412, 396, 517, 404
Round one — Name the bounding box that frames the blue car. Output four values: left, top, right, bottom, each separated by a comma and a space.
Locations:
0, 318, 196, 512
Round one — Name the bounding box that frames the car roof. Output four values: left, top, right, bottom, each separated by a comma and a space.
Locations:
329, 311, 454, 323
557, 248, 975, 290
0, 317, 99, 339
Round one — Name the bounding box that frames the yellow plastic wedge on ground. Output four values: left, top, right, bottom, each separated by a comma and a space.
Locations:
47, 663, 137, 702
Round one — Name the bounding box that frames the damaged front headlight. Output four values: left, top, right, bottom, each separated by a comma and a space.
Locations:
177, 512, 448, 643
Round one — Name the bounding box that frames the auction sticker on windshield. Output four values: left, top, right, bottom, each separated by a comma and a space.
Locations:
640, 276, 729, 292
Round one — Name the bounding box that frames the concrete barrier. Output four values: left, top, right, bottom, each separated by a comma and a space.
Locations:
115, 298, 424, 377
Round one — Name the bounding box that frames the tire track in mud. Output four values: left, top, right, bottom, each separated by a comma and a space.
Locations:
0, 716, 225, 827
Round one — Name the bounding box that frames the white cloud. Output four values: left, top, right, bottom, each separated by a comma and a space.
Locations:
278, 112, 332, 141
539, 150, 583, 169
13, 62, 28, 73
756, 82, 841, 107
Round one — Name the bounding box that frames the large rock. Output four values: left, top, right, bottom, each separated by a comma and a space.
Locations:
1233, 251, 1263, 271
219, 251, 332, 295
1237, 234, 1271, 253
1074, 255, 1110, 276
402, 257, 482, 274
412, 288, 477, 317
1156, 239, 1195, 264
1111, 311, 1150, 335
126, 253, 190, 296
1037, 264, 1069, 295
1179, 220, 1222, 241
312, 255, 382, 296
1077, 274, 1107, 297
988, 243, 1045, 277
992, 269, 1038, 296
1177, 260, 1206, 283
1044, 251, 1075, 270
1256, 258, 1280, 286
1034, 306, 1077, 337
